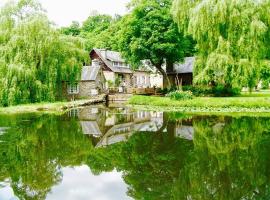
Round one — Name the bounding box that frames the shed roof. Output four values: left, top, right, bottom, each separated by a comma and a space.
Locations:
172, 57, 195, 74
81, 65, 100, 81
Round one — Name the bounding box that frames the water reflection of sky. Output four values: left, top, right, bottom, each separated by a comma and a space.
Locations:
0, 181, 19, 200
0, 166, 131, 200
47, 165, 131, 200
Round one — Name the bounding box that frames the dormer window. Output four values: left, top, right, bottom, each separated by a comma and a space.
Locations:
113, 61, 130, 68
113, 62, 120, 67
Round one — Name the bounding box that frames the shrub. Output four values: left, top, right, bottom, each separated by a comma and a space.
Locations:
212, 85, 241, 97
182, 85, 212, 97
182, 85, 240, 97
166, 90, 193, 100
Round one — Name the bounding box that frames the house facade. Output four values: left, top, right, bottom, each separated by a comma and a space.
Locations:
64, 49, 194, 99
63, 59, 106, 100
90, 49, 151, 91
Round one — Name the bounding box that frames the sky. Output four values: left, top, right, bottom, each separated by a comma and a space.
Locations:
0, 0, 130, 27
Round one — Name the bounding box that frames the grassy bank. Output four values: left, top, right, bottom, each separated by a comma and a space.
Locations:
0, 95, 106, 115
0, 101, 80, 115
128, 95, 270, 115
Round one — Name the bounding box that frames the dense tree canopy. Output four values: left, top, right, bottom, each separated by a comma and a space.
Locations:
118, 0, 195, 87
172, 0, 270, 89
61, 12, 122, 52
0, 0, 88, 106
61, 21, 81, 36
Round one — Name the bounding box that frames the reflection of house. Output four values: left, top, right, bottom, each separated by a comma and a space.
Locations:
81, 121, 102, 137
134, 111, 164, 132
175, 125, 194, 140
90, 49, 151, 90
96, 122, 134, 147
0, 127, 8, 135
96, 110, 164, 147
164, 57, 195, 88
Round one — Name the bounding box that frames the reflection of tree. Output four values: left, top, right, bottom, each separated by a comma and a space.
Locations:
174, 117, 270, 200
1, 113, 270, 200
0, 114, 93, 200
87, 128, 193, 199
87, 116, 270, 200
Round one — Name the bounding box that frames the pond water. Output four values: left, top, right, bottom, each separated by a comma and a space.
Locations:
0, 105, 270, 200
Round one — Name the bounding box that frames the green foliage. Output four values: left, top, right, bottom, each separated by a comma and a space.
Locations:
166, 90, 193, 100
172, 0, 270, 89
183, 85, 241, 97
81, 12, 112, 34
260, 61, 270, 89
1, 109, 270, 199
129, 95, 270, 113
118, 0, 195, 86
61, 21, 81, 36
87, 114, 270, 200
79, 13, 121, 51
0, 0, 88, 106
0, 113, 93, 199
115, 76, 121, 87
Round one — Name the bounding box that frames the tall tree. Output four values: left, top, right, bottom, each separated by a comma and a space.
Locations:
79, 13, 122, 51
61, 21, 81, 36
0, 0, 88, 106
118, 0, 194, 87
172, 0, 270, 90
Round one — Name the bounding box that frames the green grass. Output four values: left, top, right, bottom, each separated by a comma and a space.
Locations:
0, 99, 94, 115
128, 95, 270, 114
238, 90, 270, 97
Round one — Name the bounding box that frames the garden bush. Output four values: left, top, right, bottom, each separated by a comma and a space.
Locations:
182, 85, 240, 97
166, 90, 193, 100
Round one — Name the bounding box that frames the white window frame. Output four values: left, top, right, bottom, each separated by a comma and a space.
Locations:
68, 83, 79, 94
141, 76, 146, 85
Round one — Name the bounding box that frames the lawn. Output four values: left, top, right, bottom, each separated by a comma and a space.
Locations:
128, 95, 270, 114
0, 99, 99, 115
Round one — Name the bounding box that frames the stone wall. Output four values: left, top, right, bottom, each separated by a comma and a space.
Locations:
78, 81, 97, 98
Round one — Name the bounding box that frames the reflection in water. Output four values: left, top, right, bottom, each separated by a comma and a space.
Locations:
47, 166, 130, 200
0, 107, 269, 199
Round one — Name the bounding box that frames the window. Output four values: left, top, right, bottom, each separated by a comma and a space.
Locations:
68, 84, 79, 94
142, 76, 146, 85
113, 62, 130, 68
113, 62, 120, 67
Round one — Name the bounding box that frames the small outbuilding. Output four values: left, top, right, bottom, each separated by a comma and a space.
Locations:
164, 57, 195, 88
64, 59, 106, 100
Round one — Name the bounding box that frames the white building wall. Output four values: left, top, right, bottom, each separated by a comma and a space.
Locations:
103, 71, 115, 89
150, 74, 163, 88
133, 72, 151, 88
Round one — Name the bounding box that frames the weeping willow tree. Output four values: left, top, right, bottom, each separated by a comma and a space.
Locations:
0, 0, 88, 106
172, 0, 270, 90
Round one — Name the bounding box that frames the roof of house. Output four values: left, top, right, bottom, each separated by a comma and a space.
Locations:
104, 50, 125, 62
91, 49, 135, 74
81, 65, 100, 81
172, 57, 195, 74
80, 121, 102, 136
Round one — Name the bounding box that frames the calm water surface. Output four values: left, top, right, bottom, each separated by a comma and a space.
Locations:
0, 105, 270, 200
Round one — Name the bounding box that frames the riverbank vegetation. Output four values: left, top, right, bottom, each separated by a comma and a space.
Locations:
129, 95, 270, 114
0, 99, 88, 115
172, 0, 270, 90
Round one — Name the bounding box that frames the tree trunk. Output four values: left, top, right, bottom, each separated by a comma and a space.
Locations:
155, 64, 171, 89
